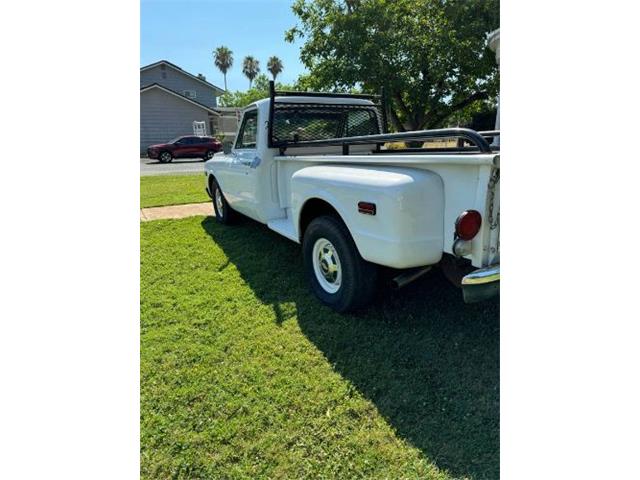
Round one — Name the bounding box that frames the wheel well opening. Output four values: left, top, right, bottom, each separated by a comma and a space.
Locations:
207, 174, 219, 199
299, 198, 342, 240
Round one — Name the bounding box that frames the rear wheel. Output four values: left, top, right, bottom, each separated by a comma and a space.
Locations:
211, 178, 235, 224
159, 151, 173, 163
302, 215, 377, 312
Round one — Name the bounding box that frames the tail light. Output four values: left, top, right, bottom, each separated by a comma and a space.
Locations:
455, 210, 482, 240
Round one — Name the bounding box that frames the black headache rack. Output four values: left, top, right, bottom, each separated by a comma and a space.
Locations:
267, 80, 499, 155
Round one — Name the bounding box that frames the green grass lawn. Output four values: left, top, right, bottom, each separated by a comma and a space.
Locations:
141, 215, 499, 479
140, 174, 209, 208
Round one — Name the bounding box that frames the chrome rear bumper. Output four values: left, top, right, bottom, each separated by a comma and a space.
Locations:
462, 264, 500, 303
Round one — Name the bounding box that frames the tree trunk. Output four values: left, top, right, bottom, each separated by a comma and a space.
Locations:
388, 107, 405, 132
426, 91, 490, 129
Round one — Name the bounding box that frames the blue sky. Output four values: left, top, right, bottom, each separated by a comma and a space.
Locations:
141, 0, 306, 91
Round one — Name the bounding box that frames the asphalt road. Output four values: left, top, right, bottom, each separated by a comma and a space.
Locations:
140, 157, 207, 176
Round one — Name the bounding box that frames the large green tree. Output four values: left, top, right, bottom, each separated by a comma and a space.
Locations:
286, 0, 499, 131
213, 46, 233, 91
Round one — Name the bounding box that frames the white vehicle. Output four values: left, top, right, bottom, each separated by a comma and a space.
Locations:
205, 83, 499, 312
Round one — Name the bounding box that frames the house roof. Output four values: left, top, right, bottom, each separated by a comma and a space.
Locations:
140, 60, 225, 95
140, 83, 221, 115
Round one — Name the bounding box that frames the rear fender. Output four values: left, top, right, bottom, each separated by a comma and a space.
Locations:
291, 165, 444, 269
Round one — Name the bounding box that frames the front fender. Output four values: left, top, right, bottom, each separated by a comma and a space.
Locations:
291, 165, 444, 269
205, 156, 234, 199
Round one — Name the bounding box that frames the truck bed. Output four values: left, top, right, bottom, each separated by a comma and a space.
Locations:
271, 151, 499, 269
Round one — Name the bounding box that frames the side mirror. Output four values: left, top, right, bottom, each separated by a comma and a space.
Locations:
222, 142, 233, 154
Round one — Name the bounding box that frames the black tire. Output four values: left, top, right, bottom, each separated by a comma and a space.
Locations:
204, 150, 215, 161
302, 215, 377, 312
159, 151, 173, 163
210, 178, 235, 224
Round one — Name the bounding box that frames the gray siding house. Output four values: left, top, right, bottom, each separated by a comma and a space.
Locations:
140, 60, 226, 153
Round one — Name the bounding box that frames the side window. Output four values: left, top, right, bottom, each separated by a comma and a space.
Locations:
235, 110, 258, 149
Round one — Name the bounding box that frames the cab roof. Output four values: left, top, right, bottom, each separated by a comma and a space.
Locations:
247, 95, 376, 110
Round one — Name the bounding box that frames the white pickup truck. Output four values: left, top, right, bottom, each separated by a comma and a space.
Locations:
205, 82, 499, 312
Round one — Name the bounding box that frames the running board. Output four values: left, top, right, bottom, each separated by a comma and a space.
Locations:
267, 218, 299, 243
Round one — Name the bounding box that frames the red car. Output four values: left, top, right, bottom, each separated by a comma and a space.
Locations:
147, 136, 222, 163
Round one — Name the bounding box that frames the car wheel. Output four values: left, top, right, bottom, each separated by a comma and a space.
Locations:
211, 178, 235, 224
204, 150, 215, 161
159, 151, 173, 163
302, 215, 377, 312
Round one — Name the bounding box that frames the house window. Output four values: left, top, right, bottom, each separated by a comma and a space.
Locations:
183, 90, 197, 99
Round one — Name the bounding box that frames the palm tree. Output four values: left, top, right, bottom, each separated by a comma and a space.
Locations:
242, 56, 260, 88
267, 56, 284, 81
213, 46, 233, 91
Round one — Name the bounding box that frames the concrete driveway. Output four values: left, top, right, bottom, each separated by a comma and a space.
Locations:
140, 157, 207, 176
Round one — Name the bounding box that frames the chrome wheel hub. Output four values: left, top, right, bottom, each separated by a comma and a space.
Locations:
215, 188, 224, 215
312, 238, 342, 293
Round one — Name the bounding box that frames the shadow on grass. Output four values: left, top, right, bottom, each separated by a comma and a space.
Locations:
201, 216, 499, 480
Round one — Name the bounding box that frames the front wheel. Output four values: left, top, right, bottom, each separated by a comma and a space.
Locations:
302, 215, 377, 312
204, 150, 215, 161
159, 151, 173, 163
211, 178, 235, 224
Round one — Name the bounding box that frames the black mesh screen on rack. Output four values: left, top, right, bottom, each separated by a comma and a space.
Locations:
271, 103, 383, 145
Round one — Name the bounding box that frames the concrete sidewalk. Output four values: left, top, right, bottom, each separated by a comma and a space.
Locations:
140, 202, 213, 222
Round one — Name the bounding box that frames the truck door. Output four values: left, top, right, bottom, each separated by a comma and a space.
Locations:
226, 109, 259, 219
